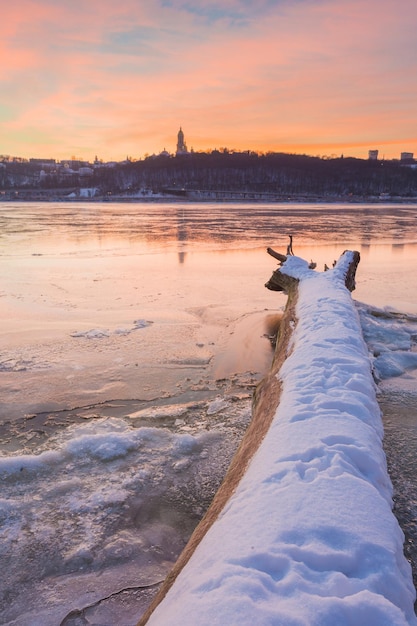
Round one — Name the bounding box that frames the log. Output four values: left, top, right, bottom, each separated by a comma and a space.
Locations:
137, 249, 360, 625
137, 251, 358, 624
137, 249, 416, 626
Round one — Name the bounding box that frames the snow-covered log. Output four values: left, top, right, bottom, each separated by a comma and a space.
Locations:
139, 251, 416, 626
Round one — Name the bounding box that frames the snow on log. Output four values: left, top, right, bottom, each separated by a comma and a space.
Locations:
139, 250, 416, 626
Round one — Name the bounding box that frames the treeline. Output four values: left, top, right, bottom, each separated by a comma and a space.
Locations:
2, 152, 417, 198
95, 152, 417, 197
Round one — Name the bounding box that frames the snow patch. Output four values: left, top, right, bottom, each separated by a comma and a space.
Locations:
70, 319, 153, 339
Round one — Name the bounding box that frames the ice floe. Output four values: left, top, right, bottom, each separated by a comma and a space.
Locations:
70, 319, 153, 339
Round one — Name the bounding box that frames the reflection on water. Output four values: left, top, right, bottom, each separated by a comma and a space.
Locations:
1, 202, 417, 254
1, 200, 416, 416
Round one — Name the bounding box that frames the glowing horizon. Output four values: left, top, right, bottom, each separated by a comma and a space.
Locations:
2, 0, 417, 162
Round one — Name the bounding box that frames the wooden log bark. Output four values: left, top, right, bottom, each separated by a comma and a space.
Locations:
137, 249, 361, 626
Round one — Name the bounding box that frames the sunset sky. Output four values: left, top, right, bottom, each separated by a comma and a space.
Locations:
2, 0, 417, 162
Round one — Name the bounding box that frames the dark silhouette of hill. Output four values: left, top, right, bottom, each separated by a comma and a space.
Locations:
2, 151, 417, 200
87, 152, 417, 198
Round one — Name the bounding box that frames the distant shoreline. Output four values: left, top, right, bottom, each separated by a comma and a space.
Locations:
1, 192, 417, 204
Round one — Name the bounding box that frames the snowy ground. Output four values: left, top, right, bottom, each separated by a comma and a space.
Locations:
145, 254, 417, 626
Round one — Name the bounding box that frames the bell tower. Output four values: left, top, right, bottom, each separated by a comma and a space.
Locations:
176, 127, 188, 155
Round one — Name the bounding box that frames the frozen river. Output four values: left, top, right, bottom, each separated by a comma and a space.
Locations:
1, 202, 417, 624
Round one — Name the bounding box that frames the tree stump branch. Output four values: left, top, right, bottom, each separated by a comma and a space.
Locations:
265, 247, 360, 294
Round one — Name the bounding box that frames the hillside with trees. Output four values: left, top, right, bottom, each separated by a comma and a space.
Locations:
1, 151, 417, 201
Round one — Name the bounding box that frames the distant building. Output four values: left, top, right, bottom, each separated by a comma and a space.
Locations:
400, 152, 414, 162
368, 150, 379, 161
176, 127, 188, 155
78, 167, 94, 177
60, 159, 89, 169
29, 158, 56, 168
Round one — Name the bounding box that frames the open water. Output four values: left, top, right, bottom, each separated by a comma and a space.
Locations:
1, 202, 417, 625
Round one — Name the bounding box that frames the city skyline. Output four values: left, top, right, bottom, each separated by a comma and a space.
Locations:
2, 0, 417, 162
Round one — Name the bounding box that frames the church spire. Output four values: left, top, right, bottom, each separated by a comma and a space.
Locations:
176, 127, 188, 155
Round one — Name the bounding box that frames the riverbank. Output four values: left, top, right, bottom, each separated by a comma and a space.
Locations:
2, 188, 417, 203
